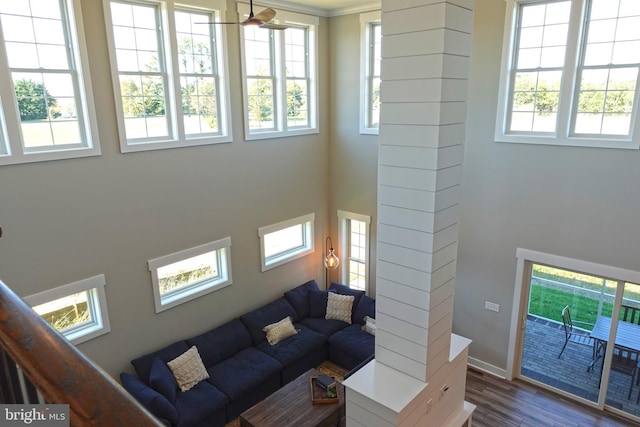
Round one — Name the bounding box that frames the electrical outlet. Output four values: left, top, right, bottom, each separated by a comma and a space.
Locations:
485, 301, 500, 312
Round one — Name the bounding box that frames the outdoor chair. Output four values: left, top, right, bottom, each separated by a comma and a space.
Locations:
599, 345, 640, 400
558, 305, 596, 360
621, 305, 640, 325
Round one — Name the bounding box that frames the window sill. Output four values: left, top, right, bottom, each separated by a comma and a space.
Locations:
495, 134, 639, 150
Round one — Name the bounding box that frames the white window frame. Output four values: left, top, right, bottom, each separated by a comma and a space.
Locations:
338, 210, 371, 293
148, 237, 232, 313
360, 10, 381, 135
258, 213, 315, 272
496, 0, 640, 149
23, 275, 111, 345
102, 0, 232, 153
238, 3, 319, 141
0, 0, 101, 166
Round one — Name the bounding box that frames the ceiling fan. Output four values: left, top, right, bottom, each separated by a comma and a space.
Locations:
199, 0, 289, 30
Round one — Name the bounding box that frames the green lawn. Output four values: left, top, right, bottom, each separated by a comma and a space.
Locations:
529, 284, 614, 331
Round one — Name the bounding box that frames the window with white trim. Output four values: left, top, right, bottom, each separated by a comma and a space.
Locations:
338, 210, 371, 292
24, 275, 111, 345
238, 4, 318, 140
360, 11, 381, 135
148, 237, 232, 313
258, 213, 315, 272
0, 0, 101, 166
103, 0, 231, 152
496, 0, 640, 149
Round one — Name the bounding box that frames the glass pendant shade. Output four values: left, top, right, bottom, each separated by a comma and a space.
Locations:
324, 236, 339, 270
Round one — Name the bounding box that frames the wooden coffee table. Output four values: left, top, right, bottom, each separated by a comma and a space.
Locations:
240, 368, 345, 427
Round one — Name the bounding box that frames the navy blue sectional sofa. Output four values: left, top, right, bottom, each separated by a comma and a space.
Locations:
120, 280, 375, 427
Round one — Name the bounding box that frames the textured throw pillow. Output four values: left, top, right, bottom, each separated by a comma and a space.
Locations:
263, 316, 299, 345
325, 292, 354, 324
362, 315, 376, 335
167, 346, 209, 392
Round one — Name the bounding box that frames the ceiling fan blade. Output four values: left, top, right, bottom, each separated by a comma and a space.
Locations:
253, 7, 276, 23
260, 22, 289, 30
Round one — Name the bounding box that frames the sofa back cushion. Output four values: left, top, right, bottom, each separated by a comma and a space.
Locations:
240, 297, 299, 345
186, 318, 252, 367
309, 289, 335, 318
148, 357, 178, 404
284, 279, 320, 319
352, 294, 376, 325
131, 341, 190, 384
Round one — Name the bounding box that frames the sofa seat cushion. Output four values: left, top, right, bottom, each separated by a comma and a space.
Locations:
121, 372, 179, 425
206, 347, 282, 401
328, 324, 375, 362
300, 317, 349, 337
241, 297, 299, 345
175, 380, 228, 427
256, 324, 325, 367
284, 279, 320, 319
186, 318, 252, 367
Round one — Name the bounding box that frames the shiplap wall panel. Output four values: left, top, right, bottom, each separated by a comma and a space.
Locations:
380, 123, 465, 148
377, 329, 428, 363
377, 312, 429, 347
378, 165, 463, 191
381, 101, 467, 125
376, 278, 431, 309
378, 185, 460, 218
383, 4, 473, 35
379, 145, 464, 170
378, 204, 458, 234
383, 0, 474, 12
376, 346, 428, 380
381, 79, 468, 103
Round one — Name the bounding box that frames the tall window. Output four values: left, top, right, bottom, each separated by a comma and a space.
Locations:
338, 210, 371, 292
258, 213, 315, 272
24, 275, 111, 345
360, 11, 382, 135
239, 3, 318, 140
148, 237, 232, 313
103, 0, 231, 152
496, 0, 640, 149
0, 0, 101, 166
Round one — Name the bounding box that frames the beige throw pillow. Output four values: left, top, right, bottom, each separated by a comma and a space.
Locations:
326, 292, 354, 324
263, 316, 298, 345
167, 346, 209, 392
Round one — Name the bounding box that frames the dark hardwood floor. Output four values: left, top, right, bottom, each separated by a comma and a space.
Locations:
466, 368, 637, 427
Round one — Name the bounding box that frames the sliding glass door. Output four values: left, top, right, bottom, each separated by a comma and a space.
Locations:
516, 254, 640, 421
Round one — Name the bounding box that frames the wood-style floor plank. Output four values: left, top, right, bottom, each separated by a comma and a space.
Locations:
466, 368, 637, 427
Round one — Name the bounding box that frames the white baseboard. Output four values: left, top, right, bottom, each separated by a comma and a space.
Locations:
467, 356, 507, 379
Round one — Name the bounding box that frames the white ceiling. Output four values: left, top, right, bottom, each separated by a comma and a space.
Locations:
258, 0, 380, 16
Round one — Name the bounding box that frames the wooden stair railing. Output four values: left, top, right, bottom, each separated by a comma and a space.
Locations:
0, 279, 163, 426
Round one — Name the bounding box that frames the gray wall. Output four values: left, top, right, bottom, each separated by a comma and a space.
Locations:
328, 13, 379, 296
0, 0, 329, 377
455, 0, 640, 370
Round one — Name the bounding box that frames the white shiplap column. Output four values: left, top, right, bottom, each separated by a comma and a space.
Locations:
344, 1, 475, 425
376, 0, 473, 383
